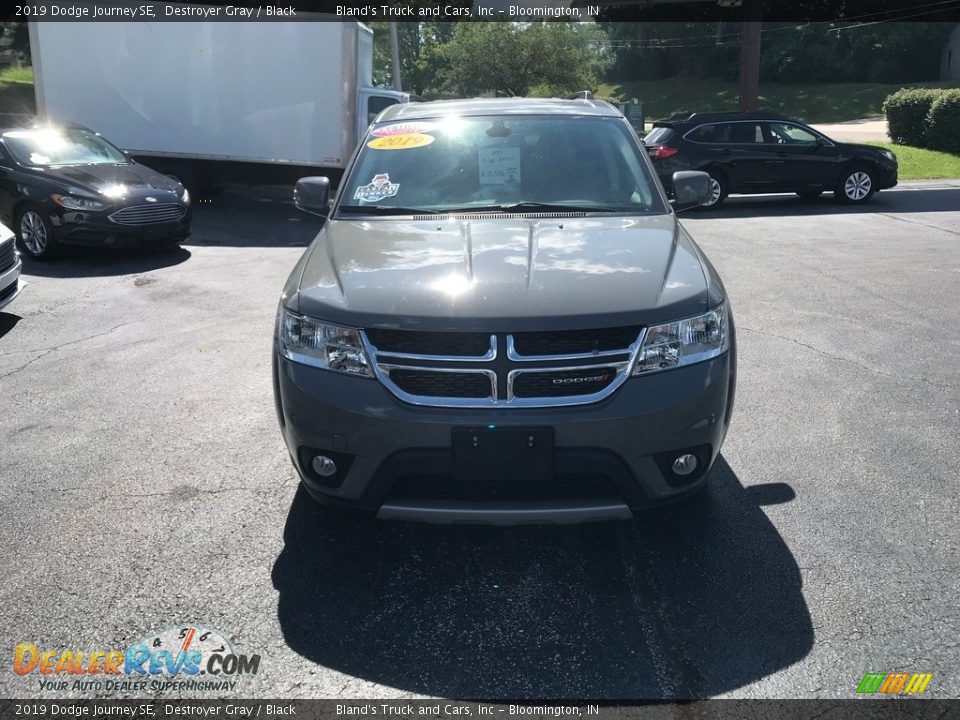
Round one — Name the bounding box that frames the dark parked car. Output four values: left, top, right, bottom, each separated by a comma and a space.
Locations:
644, 111, 898, 208
274, 97, 734, 524
0, 122, 191, 259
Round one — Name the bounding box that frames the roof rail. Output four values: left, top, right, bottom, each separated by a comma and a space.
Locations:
658, 110, 793, 125
567, 91, 594, 100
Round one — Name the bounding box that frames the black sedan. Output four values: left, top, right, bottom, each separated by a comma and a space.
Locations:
0, 123, 191, 259
644, 111, 898, 209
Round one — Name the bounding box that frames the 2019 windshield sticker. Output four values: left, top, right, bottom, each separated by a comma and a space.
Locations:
370, 122, 437, 137
367, 133, 435, 150
353, 173, 400, 203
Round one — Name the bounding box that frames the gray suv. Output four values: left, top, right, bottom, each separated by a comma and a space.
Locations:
273, 98, 736, 524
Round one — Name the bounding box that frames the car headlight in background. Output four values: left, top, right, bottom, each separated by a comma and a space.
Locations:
882, 150, 896, 162
632, 303, 728, 375
279, 308, 372, 377
51, 194, 107, 211
180, 187, 190, 204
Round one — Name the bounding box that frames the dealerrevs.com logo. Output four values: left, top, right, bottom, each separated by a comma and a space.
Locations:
14, 625, 261, 694
856, 672, 933, 695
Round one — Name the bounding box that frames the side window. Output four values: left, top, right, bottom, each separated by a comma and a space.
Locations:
367, 96, 399, 125
729, 122, 763, 144
687, 124, 735, 143
767, 122, 818, 145
687, 124, 717, 143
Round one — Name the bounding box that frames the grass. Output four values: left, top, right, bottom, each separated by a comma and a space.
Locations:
598, 79, 960, 124
0, 66, 35, 115
0, 66, 33, 85
866, 142, 960, 180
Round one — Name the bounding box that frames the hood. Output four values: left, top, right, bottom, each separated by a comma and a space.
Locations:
40, 162, 183, 199
292, 214, 718, 332
836, 142, 893, 159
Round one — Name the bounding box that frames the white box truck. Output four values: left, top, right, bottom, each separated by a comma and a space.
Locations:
28, 19, 409, 192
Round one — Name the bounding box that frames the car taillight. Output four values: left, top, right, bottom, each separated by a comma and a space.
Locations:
648, 146, 679, 160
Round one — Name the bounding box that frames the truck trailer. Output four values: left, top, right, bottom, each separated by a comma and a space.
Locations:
28, 19, 409, 192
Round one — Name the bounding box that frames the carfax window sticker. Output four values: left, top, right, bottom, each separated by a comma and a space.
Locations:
367, 133, 435, 150
353, 173, 400, 203
479, 146, 521, 185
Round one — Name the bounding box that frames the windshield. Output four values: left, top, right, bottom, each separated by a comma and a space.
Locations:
3, 128, 128, 167
338, 115, 664, 215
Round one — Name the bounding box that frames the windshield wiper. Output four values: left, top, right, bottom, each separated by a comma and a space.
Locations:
442, 202, 621, 214
338, 205, 438, 215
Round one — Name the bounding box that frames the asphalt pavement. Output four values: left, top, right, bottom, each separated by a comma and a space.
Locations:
1, 181, 958, 699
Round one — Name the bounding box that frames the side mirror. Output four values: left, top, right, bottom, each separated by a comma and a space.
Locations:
671, 170, 711, 211
294, 176, 331, 216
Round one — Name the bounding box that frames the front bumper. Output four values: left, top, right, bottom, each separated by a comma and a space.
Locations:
876, 164, 898, 190
49, 206, 191, 247
0, 253, 23, 311
274, 347, 736, 524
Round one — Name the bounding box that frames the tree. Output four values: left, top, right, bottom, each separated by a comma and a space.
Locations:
437, 22, 611, 98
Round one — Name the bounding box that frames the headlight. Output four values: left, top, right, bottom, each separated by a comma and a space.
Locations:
632, 303, 728, 375
883, 150, 896, 162
51, 194, 106, 211
180, 187, 190, 204
278, 308, 372, 377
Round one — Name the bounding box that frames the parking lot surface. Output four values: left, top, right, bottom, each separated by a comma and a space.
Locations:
1, 181, 958, 699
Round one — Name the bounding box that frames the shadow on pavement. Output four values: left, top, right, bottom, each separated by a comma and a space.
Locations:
271, 456, 813, 698
693, 187, 960, 219
0, 312, 21, 339
186, 187, 321, 248
20, 246, 191, 279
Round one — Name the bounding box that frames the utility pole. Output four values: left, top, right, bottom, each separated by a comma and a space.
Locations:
389, 22, 403, 91
738, 0, 762, 112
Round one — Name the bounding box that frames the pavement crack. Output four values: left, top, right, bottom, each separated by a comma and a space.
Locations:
877, 212, 960, 238
0, 319, 145, 379
739, 325, 958, 390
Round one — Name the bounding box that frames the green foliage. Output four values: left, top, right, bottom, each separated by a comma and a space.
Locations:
883, 88, 944, 146
369, 20, 455, 95
436, 22, 611, 98
867, 142, 960, 180
0, 66, 33, 85
599, 21, 953, 87
925, 90, 960, 154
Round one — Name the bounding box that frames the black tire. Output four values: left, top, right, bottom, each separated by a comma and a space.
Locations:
835, 166, 876, 204
796, 190, 823, 200
15, 205, 60, 260
696, 169, 728, 210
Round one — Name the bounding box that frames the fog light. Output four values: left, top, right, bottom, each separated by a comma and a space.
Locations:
311, 455, 338, 477
672, 453, 698, 476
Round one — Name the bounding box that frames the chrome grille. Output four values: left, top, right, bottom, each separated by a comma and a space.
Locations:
109, 203, 186, 226
0, 238, 16, 273
361, 327, 644, 408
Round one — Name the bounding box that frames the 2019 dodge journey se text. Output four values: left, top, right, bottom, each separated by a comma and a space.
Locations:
273, 97, 737, 524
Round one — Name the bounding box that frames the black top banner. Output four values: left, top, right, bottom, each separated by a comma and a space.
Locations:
7, 0, 960, 23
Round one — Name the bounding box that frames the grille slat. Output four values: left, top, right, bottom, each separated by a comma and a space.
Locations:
367, 329, 491, 357
389, 369, 492, 398
0, 238, 16, 273
109, 203, 186, 226
512, 366, 619, 398
513, 326, 642, 356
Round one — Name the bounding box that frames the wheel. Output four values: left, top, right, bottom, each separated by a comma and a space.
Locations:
796, 190, 822, 200
16, 205, 59, 260
696, 170, 728, 210
835, 167, 875, 204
